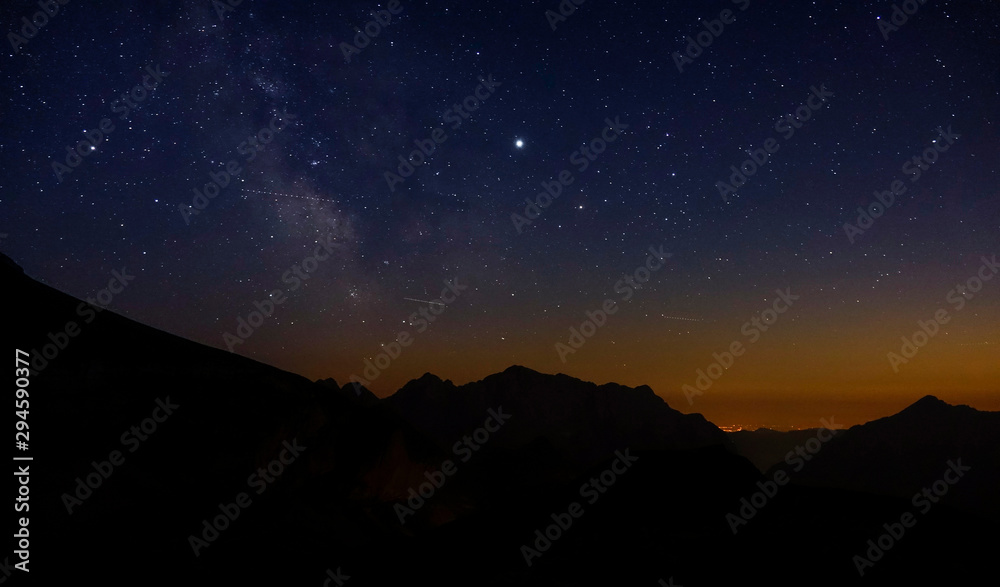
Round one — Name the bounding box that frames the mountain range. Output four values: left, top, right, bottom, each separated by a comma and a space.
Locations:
5, 254, 997, 586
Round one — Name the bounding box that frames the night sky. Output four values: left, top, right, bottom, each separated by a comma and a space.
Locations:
3, 0, 999, 429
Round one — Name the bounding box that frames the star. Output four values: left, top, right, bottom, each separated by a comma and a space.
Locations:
515, 139, 524, 149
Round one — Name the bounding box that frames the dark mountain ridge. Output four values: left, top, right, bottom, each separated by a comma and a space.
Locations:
5, 256, 998, 585
385, 365, 729, 470
787, 394, 1000, 518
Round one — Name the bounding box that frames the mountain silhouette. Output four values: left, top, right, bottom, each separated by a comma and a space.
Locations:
786, 395, 1000, 518
5, 256, 998, 586
386, 365, 728, 471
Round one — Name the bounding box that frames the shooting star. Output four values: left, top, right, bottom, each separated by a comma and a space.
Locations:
404, 297, 445, 306
242, 188, 337, 203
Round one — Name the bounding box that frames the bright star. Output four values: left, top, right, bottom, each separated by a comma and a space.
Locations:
515, 139, 524, 149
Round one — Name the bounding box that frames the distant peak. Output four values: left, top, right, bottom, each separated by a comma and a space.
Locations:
395, 372, 451, 396
416, 372, 443, 383
914, 395, 949, 407
900, 395, 952, 416
482, 365, 549, 385
316, 377, 340, 388
502, 365, 541, 376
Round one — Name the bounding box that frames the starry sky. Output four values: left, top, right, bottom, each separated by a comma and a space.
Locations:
3, 0, 999, 429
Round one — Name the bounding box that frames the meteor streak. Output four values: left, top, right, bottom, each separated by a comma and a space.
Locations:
404, 297, 445, 306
